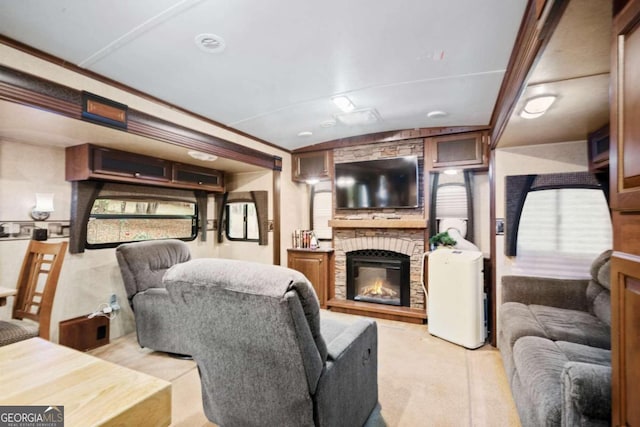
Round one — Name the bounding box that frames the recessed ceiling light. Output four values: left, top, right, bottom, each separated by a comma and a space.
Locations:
321, 119, 336, 128
194, 33, 226, 53
427, 110, 448, 119
443, 169, 459, 175
520, 95, 556, 119
187, 150, 218, 161
298, 131, 313, 137
331, 95, 355, 113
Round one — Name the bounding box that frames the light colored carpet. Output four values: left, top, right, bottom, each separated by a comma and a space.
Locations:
90, 310, 520, 426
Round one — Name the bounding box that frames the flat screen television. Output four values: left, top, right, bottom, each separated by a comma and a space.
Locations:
335, 156, 419, 209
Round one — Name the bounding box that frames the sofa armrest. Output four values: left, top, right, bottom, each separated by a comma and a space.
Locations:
562, 362, 611, 425
315, 319, 378, 427
502, 275, 590, 311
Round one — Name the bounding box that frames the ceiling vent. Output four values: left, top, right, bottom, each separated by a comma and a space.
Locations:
335, 108, 381, 126
195, 33, 226, 53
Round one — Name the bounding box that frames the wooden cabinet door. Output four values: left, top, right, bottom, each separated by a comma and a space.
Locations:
611, 2, 640, 210
288, 252, 326, 307
427, 131, 488, 170
611, 254, 640, 426
93, 147, 170, 182
172, 163, 224, 192
292, 151, 332, 182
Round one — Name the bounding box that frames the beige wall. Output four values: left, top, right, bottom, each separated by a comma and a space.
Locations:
494, 140, 589, 333
0, 44, 308, 342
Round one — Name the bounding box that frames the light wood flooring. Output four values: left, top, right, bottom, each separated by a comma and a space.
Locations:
89, 310, 520, 426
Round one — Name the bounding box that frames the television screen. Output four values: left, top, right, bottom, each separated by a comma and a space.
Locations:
335, 156, 419, 209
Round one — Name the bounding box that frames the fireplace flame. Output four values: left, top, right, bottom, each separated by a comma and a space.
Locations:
361, 278, 398, 298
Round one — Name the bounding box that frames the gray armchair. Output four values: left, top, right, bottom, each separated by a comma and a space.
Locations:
116, 239, 192, 355
164, 258, 379, 427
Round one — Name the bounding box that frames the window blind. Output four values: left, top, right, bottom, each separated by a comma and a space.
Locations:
513, 188, 612, 279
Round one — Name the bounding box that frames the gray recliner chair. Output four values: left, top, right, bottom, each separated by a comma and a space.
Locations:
116, 239, 192, 355
164, 258, 379, 427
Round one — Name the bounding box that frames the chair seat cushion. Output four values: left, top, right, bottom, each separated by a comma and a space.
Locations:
501, 302, 610, 350
528, 305, 610, 349
511, 337, 610, 426
0, 319, 38, 346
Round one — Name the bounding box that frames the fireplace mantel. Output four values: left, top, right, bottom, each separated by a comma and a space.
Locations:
328, 219, 427, 229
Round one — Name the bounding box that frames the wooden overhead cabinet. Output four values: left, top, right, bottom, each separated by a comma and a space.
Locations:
426, 131, 489, 171
66, 144, 224, 192
292, 150, 333, 182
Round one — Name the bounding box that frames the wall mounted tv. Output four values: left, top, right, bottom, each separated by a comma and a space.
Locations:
335, 156, 419, 209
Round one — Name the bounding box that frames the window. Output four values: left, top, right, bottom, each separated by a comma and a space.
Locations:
225, 202, 259, 241
513, 188, 612, 278
86, 198, 197, 248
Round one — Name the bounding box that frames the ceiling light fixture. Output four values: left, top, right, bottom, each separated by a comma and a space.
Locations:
187, 150, 218, 161
194, 33, 226, 53
520, 95, 557, 119
427, 110, 448, 119
297, 131, 313, 137
331, 95, 355, 113
335, 108, 380, 126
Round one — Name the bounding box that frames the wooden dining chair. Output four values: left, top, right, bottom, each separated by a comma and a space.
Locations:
0, 240, 67, 346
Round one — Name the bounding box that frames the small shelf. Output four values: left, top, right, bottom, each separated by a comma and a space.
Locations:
328, 219, 427, 229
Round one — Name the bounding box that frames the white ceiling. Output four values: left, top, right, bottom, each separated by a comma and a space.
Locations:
0, 0, 528, 151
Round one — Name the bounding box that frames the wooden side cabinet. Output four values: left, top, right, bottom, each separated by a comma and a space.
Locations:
287, 248, 334, 308
292, 150, 333, 182
59, 315, 110, 351
426, 131, 489, 171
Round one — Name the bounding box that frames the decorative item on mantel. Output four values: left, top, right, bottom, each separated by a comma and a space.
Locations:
292, 229, 319, 249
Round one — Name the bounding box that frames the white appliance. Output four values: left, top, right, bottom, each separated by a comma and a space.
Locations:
427, 248, 485, 349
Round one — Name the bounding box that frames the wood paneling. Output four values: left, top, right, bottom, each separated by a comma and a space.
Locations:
293, 126, 490, 154
611, 1, 640, 210
287, 249, 334, 308
611, 253, 640, 426
610, 3, 640, 424
0, 64, 280, 170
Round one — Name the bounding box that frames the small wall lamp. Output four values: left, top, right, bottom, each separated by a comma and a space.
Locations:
31, 193, 54, 221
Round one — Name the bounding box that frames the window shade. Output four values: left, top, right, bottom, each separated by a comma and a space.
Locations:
513, 188, 612, 278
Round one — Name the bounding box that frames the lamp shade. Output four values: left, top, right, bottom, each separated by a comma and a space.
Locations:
35, 193, 55, 212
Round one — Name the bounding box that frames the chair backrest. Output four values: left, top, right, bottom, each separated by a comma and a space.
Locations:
116, 239, 192, 301
12, 240, 68, 340
586, 249, 612, 325
164, 258, 327, 426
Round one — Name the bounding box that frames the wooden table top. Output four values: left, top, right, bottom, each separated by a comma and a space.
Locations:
0, 338, 171, 426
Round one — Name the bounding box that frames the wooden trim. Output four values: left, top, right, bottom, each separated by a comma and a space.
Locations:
0, 64, 280, 170
327, 298, 426, 324
0, 35, 287, 153
293, 126, 490, 154
273, 170, 281, 265
489, 0, 569, 148
489, 149, 497, 346
328, 219, 427, 229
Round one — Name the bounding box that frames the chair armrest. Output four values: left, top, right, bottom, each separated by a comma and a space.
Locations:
315, 319, 378, 427
502, 275, 590, 311
562, 362, 611, 424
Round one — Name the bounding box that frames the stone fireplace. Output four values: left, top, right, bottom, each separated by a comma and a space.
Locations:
333, 229, 426, 311
327, 138, 427, 322
346, 249, 410, 307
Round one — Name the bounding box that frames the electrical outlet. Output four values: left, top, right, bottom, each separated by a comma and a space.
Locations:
109, 294, 121, 311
